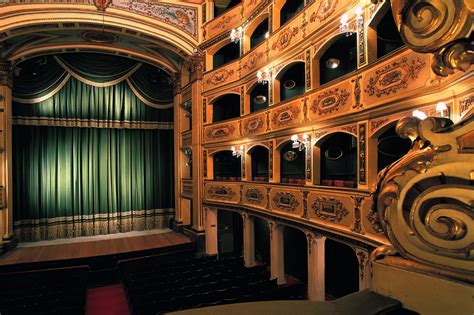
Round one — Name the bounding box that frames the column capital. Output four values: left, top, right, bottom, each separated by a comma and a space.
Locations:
0, 59, 13, 89
186, 49, 204, 83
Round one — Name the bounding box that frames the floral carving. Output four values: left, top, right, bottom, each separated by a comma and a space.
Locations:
243, 116, 264, 134
459, 95, 473, 115
370, 118, 389, 133
367, 208, 384, 233
272, 192, 299, 212
272, 27, 299, 51
244, 188, 264, 204
310, 0, 338, 22
206, 124, 236, 140
311, 197, 348, 222
206, 69, 235, 86
211, 14, 237, 30
365, 57, 425, 97
271, 105, 300, 127
311, 88, 350, 115
242, 51, 264, 71
208, 185, 236, 200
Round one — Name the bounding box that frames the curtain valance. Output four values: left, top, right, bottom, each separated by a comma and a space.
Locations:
13, 54, 174, 109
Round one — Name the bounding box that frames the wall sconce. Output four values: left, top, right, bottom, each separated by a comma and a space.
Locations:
412, 110, 427, 120
230, 26, 243, 43
257, 68, 270, 84
291, 134, 310, 151
231, 145, 244, 158
436, 102, 449, 118
339, 7, 363, 36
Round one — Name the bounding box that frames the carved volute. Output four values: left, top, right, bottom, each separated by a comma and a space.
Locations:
373, 113, 474, 281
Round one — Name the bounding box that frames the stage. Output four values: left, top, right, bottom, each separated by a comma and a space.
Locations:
0, 229, 193, 278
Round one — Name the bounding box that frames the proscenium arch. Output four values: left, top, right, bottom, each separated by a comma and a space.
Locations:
0, 4, 198, 57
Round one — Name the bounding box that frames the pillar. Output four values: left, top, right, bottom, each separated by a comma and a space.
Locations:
241, 213, 255, 267
173, 75, 183, 224
0, 59, 15, 254
306, 231, 326, 301
205, 207, 218, 255
269, 221, 285, 284
355, 247, 371, 290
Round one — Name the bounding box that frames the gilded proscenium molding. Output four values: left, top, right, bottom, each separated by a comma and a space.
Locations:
311, 196, 348, 222
364, 57, 426, 97
373, 115, 474, 280
372, 0, 473, 76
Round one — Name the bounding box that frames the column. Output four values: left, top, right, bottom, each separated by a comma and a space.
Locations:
205, 207, 218, 255
173, 75, 183, 224
0, 59, 15, 254
306, 231, 326, 301
269, 221, 285, 284
241, 213, 255, 267
355, 247, 371, 290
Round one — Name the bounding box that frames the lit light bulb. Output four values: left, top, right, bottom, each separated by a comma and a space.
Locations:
412, 110, 427, 120
436, 102, 447, 112
239, 145, 244, 151
231, 146, 236, 152
302, 134, 309, 140
355, 7, 363, 16
265, 32, 270, 39
340, 13, 349, 24
291, 135, 299, 142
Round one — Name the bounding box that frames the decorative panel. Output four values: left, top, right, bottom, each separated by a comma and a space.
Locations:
269, 99, 302, 131
242, 184, 267, 209
204, 120, 240, 143
308, 81, 351, 121
242, 112, 267, 136
270, 188, 303, 216
306, 0, 349, 35
307, 192, 353, 227
268, 18, 303, 60
203, 61, 240, 90
241, 45, 267, 77
182, 179, 193, 198
204, 182, 240, 203
203, 5, 242, 41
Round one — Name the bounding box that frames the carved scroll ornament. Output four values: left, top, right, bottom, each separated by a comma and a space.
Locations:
372, 114, 474, 281
371, 0, 473, 76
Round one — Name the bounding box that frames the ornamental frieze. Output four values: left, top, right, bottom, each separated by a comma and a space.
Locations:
311, 196, 348, 222
272, 27, 299, 51
311, 88, 350, 116
272, 192, 299, 212
459, 95, 473, 116
206, 69, 235, 86
365, 57, 425, 97
244, 188, 264, 205
271, 105, 301, 128
205, 124, 236, 141
310, 0, 338, 22
207, 185, 236, 200
242, 51, 264, 71
243, 116, 264, 134
211, 14, 238, 31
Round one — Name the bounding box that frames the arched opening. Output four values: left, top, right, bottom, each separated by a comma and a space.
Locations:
283, 226, 308, 289
280, 0, 304, 26
325, 239, 359, 299
280, 141, 306, 185
213, 151, 242, 181
318, 132, 357, 188
217, 209, 243, 258
254, 216, 270, 265
248, 83, 269, 113
250, 18, 269, 49
212, 94, 241, 123
319, 33, 357, 86
375, 7, 404, 59
214, 0, 241, 18
377, 124, 411, 172
249, 145, 269, 182
276, 62, 306, 103
212, 41, 241, 68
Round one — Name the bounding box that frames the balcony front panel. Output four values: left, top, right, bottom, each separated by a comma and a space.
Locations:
241, 44, 268, 78
269, 98, 304, 131
270, 186, 304, 217
242, 184, 268, 210
242, 111, 267, 137
203, 5, 242, 41
306, 0, 356, 36
308, 80, 353, 122
268, 17, 304, 61
205, 181, 241, 204
203, 60, 240, 91
204, 120, 240, 143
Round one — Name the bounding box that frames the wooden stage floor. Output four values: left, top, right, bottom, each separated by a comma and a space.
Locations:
0, 230, 191, 267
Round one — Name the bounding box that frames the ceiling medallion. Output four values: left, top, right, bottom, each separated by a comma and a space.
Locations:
82, 31, 118, 44
94, 0, 112, 11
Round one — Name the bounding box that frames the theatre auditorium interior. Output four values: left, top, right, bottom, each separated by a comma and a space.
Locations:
0, 0, 472, 314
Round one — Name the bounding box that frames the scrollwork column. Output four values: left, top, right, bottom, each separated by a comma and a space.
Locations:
306, 231, 326, 301
241, 212, 256, 267
0, 58, 15, 254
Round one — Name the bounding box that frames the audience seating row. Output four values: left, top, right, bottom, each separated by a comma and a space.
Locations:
119, 255, 305, 315
0, 266, 89, 315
